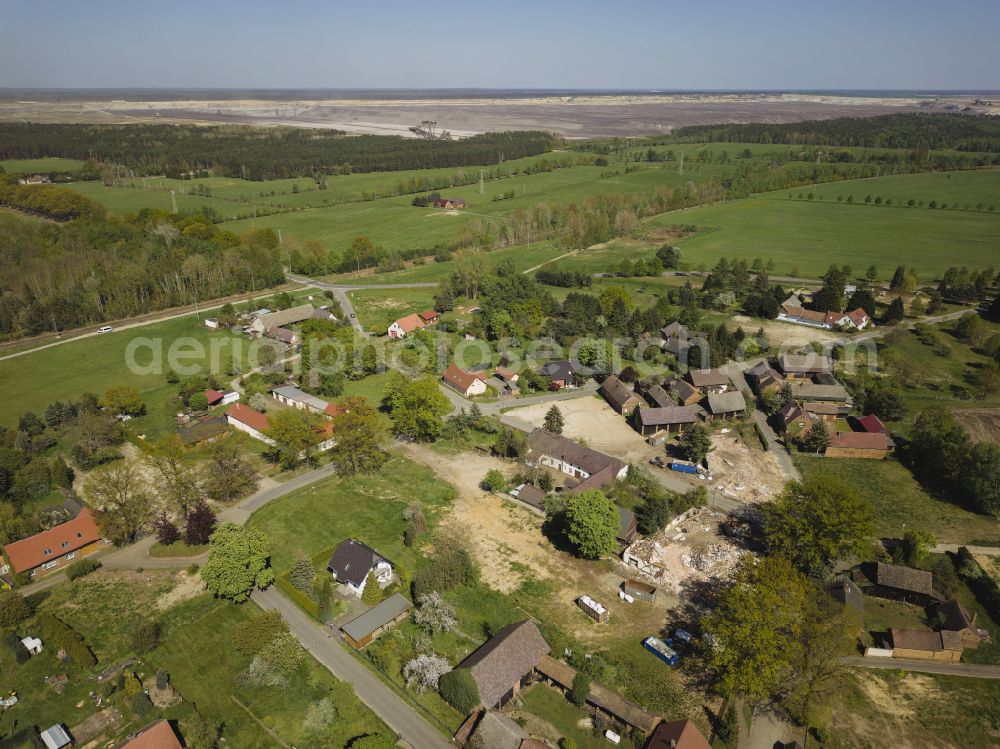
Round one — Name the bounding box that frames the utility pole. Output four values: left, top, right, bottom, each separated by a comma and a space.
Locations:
479, 170, 485, 194
679, 152, 684, 175
277, 229, 283, 245
170, 191, 178, 213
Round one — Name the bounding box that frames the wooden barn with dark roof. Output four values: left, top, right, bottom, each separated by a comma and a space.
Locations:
599, 375, 644, 414
457, 620, 550, 709
856, 562, 944, 606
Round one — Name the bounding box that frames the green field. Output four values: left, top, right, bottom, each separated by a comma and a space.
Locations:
348, 287, 439, 330
1, 157, 86, 173
649, 170, 1000, 279
794, 455, 1000, 544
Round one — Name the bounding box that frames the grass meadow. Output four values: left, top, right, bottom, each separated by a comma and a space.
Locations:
0, 157, 86, 173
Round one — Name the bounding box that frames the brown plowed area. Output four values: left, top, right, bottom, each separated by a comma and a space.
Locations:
952, 408, 1000, 445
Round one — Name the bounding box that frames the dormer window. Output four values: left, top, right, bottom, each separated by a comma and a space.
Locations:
43, 548, 52, 556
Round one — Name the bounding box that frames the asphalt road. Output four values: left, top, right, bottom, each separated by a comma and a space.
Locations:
252, 586, 453, 749
844, 656, 1000, 679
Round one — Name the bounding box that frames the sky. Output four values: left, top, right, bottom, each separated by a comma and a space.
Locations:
1, 0, 999, 90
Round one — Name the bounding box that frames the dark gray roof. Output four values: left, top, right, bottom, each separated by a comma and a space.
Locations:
471, 712, 527, 749
327, 540, 389, 587
636, 405, 704, 427
778, 353, 831, 374
687, 368, 730, 389
645, 384, 673, 408
513, 484, 546, 509
932, 599, 976, 632
528, 429, 624, 477
617, 506, 636, 541
673, 379, 701, 401
599, 375, 641, 410
876, 562, 934, 595
340, 593, 411, 641
459, 620, 550, 708
707, 391, 747, 415
540, 360, 575, 381
787, 381, 850, 403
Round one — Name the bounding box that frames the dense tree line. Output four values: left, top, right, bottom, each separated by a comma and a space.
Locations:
673, 113, 1000, 152
0, 209, 283, 339
0, 178, 105, 220
0, 124, 557, 180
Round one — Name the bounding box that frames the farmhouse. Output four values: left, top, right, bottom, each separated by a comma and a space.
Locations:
803, 401, 841, 421
340, 593, 412, 649
826, 431, 891, 459
778, 353, 832, 379
225, 403, 275, 445
746, 360, 785, 394
646, 719, 713, 749
778, 304, 870, 330
327, 539, 393, 598
510, 483, 546, 511
671, 377, 704, 406
457, 620, 550, 709
526, 429, 627, 485
442, 364, 488, 397
113, 720, 184, 749
267, 326, 300, 346
600, 375, 644, 414
634, 405, 705, 436
857, 562, 944, 606
852, 414, 888, 434
3, 509, 104, 578
249, 304, 315, 336
787, 380, 851, 406
388, 313, 425, 339
19, 174, 50, 185
271, 384, 337, 416
889, 628, 963, 662
706, 391, 747, 420
312, 306, 338, 322
644, 383, 673, 408
931, 599, 991, 648
685, 368, 730, 394
539, 360, 577, 389
494, 366, 520, 394
434, 197, 467, 209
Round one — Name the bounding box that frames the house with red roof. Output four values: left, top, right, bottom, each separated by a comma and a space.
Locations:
826, 430, 891, 459
442, 363, 488, 397
388, 313, 427, 339
2, 509, 105, 579
853, 414, 887, 433
645, 719, 712, 749
225, 403, 275, 445
112, 720, 184, 749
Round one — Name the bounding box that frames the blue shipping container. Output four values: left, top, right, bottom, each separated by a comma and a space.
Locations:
643, 636, 680, 666
670, 460, 699, 475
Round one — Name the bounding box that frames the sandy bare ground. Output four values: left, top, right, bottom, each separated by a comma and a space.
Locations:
1, 92, 982, 138
502, 396, 656, 465
155, 569, 205, 611
395, 442, 671, 642
709, 431, 786, 503
730, 314, 846, 348
952, 408, 1000, 445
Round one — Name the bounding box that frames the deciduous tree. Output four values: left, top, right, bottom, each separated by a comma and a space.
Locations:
329, 397, 387, 475
85, 460, 154, 544
201, 523, 275, 603
565, 490, 620, 559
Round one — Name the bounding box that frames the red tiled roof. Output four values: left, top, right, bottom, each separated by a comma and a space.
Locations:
846, 307, 870, 327
204, 389, 224, 406
325, 402, 344, 418
225, 403, 270, 433
418, 309, 439, 322
647, 719, 713, 749
829, 431, 889, 450
3, 509, 102, 573
114, 720, 183, 749
392, 313, 426, 333
856, 414, 886, 433
442, 363, 486, 393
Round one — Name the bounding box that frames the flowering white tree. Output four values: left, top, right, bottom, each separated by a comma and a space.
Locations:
403, 654, 451, 693
413, 592, 458, 635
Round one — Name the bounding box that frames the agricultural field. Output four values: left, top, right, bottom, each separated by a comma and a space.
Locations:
0, 156, 86, 173
649, 170, 1000, 279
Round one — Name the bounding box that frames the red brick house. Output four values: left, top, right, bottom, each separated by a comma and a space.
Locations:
2, 509, 104, 579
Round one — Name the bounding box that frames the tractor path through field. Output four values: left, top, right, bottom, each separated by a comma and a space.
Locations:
522, 248, 580, 274
931, 544, 1000, 556
844, 656, 1000, 679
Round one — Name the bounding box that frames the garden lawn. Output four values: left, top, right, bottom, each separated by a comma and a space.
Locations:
793, 455, 1000, 544
248, 454, 454, 574
519, 683, 613, 749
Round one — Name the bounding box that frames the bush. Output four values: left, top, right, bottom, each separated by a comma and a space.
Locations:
36, 611, 95, 668
480, 469, 508, 493
155, 668, 170, 689
3, 632, 30, 664
131, 620, 161, 654
439, 668, 480, 714
412, 545, 478, 599
560, 739, 577, 749
66, 558, 101, 581
234, 610, 289, 656
0, 590, 34, 628
570, 671, 591, 706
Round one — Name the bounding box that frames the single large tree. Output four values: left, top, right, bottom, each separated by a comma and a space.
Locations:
382, 374, 452, 442
202, 436, 259, 502
678, 424, 712, 464
149, 433, 203, 517
201, 523, 275, 603
762, 474, 874, 578
544, 405, 564, 435
565, 489, 620, 559
264, 408, 325, 468
84, 460, 154, 544
329, 397, 388, 475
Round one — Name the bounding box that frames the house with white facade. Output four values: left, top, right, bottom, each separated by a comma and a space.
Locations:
327, 540, 394, 597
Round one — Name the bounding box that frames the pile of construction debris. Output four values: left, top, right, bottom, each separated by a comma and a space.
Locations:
710, 434, 785, 503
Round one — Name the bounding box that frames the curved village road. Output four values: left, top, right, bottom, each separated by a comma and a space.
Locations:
253, 586, 453, 749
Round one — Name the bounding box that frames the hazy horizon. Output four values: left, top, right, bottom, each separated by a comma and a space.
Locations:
2, 0, 998, 90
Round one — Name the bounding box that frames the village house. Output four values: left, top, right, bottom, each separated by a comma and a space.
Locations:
787, 380, 852, 408
634, 405, 705, 436
644, 383, 673, 408
852, 414, 888, 434
745, 360, 785, 394
889, 627, 964, 662
539, 360, 577, 389
388, 309, 439, 339
457, 620, 550, 709
249, 304, 315, 337
19, 174, 50, 185
271, 384, 338, 416
312, 306, 338, 322
113, 720, 185, 749
599, 375, 644, 414
526, 429, 627, 487
685, 368, 730, 394
225, 403, 275, 445
803, 401, 841, 422
826, 430, 891, 459
464, 711, 535, 749
646, 719, 713, 749
327, 539, 394, 598
706, 391, 747, 421
510, 483, 546, 511
340, 593, 412, 649
669, 377, 703, 406
931, 599, 991, 648
778, 353, 832, 379
778, 300, 870, 331
856, 562, 944, 606
2, 509, 104, 579
267, 326, 300, 346
433, 197, 467, 209
442, 363, 488, 397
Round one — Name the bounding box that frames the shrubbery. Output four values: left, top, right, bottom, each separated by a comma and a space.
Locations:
412, 545, 478, 599
66, 558, 101, 581
438, 668, 480, 714
36, 611, 96, 668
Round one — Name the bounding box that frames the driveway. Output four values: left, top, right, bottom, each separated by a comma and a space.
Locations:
252, 586, 453, 749
726, 361, 800, 484
843, 656, 1000, 679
